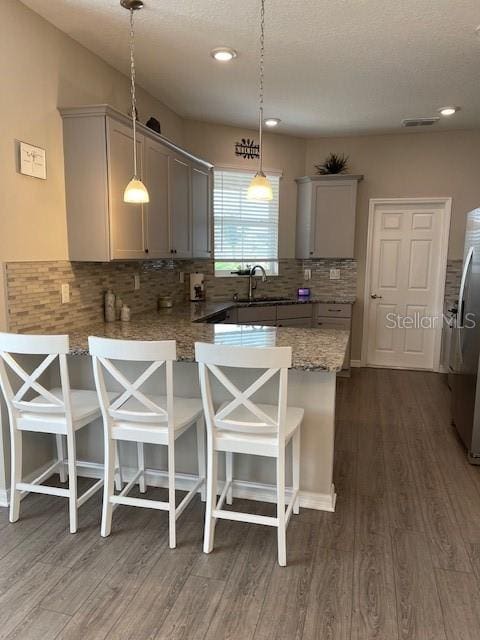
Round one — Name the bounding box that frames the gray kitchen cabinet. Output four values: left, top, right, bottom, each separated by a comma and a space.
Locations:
60, 105, 213, 262
106, 118, 147, 259
276, 303, 313, 320
276, 317, 313, 327
192, 165, 212, 258
237, 306, 277, 323
144, 138, 170, 258
295, 175, 363, 259
170, 156, 191, 258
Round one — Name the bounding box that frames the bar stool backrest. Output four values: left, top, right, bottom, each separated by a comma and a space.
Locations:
0, 333, 71, 419
89, 337, 176, 426
195, 342, 292, 438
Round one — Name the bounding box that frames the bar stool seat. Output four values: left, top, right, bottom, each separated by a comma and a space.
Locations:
111, 396, 203, 444
17, 389, 112, 433
214, 403, 303, 456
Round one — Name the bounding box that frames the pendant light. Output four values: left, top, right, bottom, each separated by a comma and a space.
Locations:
121, 0, 150, 204
247, 0, 273, 202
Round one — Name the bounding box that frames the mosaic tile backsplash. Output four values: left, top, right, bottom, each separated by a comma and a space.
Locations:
5, 257, 460, 333
5, 258, 358, 332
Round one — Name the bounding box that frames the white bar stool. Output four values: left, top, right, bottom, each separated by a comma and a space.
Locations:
0, 332, 106, 533
195, 342, 303, 566
89, 337, 206, 549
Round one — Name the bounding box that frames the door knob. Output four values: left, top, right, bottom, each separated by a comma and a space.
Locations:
370, 293, 383, 299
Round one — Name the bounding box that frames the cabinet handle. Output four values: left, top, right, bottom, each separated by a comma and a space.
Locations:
170, 249, 174, 254
174, 249, 177, 254
145, 248, 149, 254
309, 251, 313, 255
328, 308, 341, 312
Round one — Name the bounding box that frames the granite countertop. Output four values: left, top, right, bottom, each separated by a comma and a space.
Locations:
68, 304, 350, 372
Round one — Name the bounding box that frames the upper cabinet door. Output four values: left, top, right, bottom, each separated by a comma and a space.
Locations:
312, 180, 357, 258
144, 139, 170, 258
170, 156, 192, 258
107, 118, 147, 259
192, 166, 212, 258
295, 176, 362, 259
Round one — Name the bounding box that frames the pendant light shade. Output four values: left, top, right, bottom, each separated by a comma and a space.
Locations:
122, 0, 149, 204
247, 0, 273, 203
124, 178, 150, 203
247, 171, 273, 202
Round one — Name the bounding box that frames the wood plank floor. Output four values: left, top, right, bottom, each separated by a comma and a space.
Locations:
2, 368, 480, 639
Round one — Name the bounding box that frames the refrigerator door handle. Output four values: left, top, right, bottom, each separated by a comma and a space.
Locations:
459, 247, 474, 328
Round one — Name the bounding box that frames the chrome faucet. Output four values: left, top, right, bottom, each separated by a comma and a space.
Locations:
248, 264, 267, 302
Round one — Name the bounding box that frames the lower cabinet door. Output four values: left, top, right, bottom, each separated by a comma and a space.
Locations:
276, 317, 313, 327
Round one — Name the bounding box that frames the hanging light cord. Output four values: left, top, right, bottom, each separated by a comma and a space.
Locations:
258, 0, 265, 175
129, 7, 138, 178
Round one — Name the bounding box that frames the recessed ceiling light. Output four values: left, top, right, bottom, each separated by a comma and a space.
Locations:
211, 47, 237, 62
439, 106, 459, 117
264, 118, 281, 127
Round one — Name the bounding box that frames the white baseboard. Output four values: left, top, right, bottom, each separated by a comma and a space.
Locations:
0, 459, 337, 512
350, 359, 362, 368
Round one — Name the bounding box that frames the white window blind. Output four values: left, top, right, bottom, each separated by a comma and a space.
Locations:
214, 169, 279, 274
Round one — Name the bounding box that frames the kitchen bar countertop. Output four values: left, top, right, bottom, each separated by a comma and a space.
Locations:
67, 302, 350, 372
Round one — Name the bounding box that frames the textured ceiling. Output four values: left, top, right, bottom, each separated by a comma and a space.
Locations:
20, 0, 480, 136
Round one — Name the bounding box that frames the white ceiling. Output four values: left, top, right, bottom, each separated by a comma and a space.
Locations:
20, 0, 480, 137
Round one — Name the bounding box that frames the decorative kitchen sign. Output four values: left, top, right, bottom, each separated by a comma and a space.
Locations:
19, 141, 47, 179
235, 138, 260, 159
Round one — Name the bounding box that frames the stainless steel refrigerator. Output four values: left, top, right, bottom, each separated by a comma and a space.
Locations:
450, 208, 480, 462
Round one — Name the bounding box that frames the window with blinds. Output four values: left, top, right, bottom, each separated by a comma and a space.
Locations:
213, 168, 280, 276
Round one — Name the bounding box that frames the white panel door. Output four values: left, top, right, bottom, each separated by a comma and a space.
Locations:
366, 201, 447, 369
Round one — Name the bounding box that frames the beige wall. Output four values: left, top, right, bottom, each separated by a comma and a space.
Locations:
0, 0, 183, 263
183, 120, 306, 258
306, 129, 480, 358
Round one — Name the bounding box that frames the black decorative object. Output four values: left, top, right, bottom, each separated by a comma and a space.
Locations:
146, 117, 161, 134
235, 138, 260, 160
315, 153, 349, 175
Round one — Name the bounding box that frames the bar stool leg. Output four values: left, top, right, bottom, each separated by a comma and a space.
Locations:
204, 446, 218, 554
66, 430, 78, 534
226, 452, 233, 505
114, 442, 122, 491
292, 429, 300, 515
9, 428, 22, 523
277, 447, 287, 567
101, 438, 115, 537
56, 435, 67, 483
196, 416, 206, 502
168, 439, 176, 549
137, 443, 146, 493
